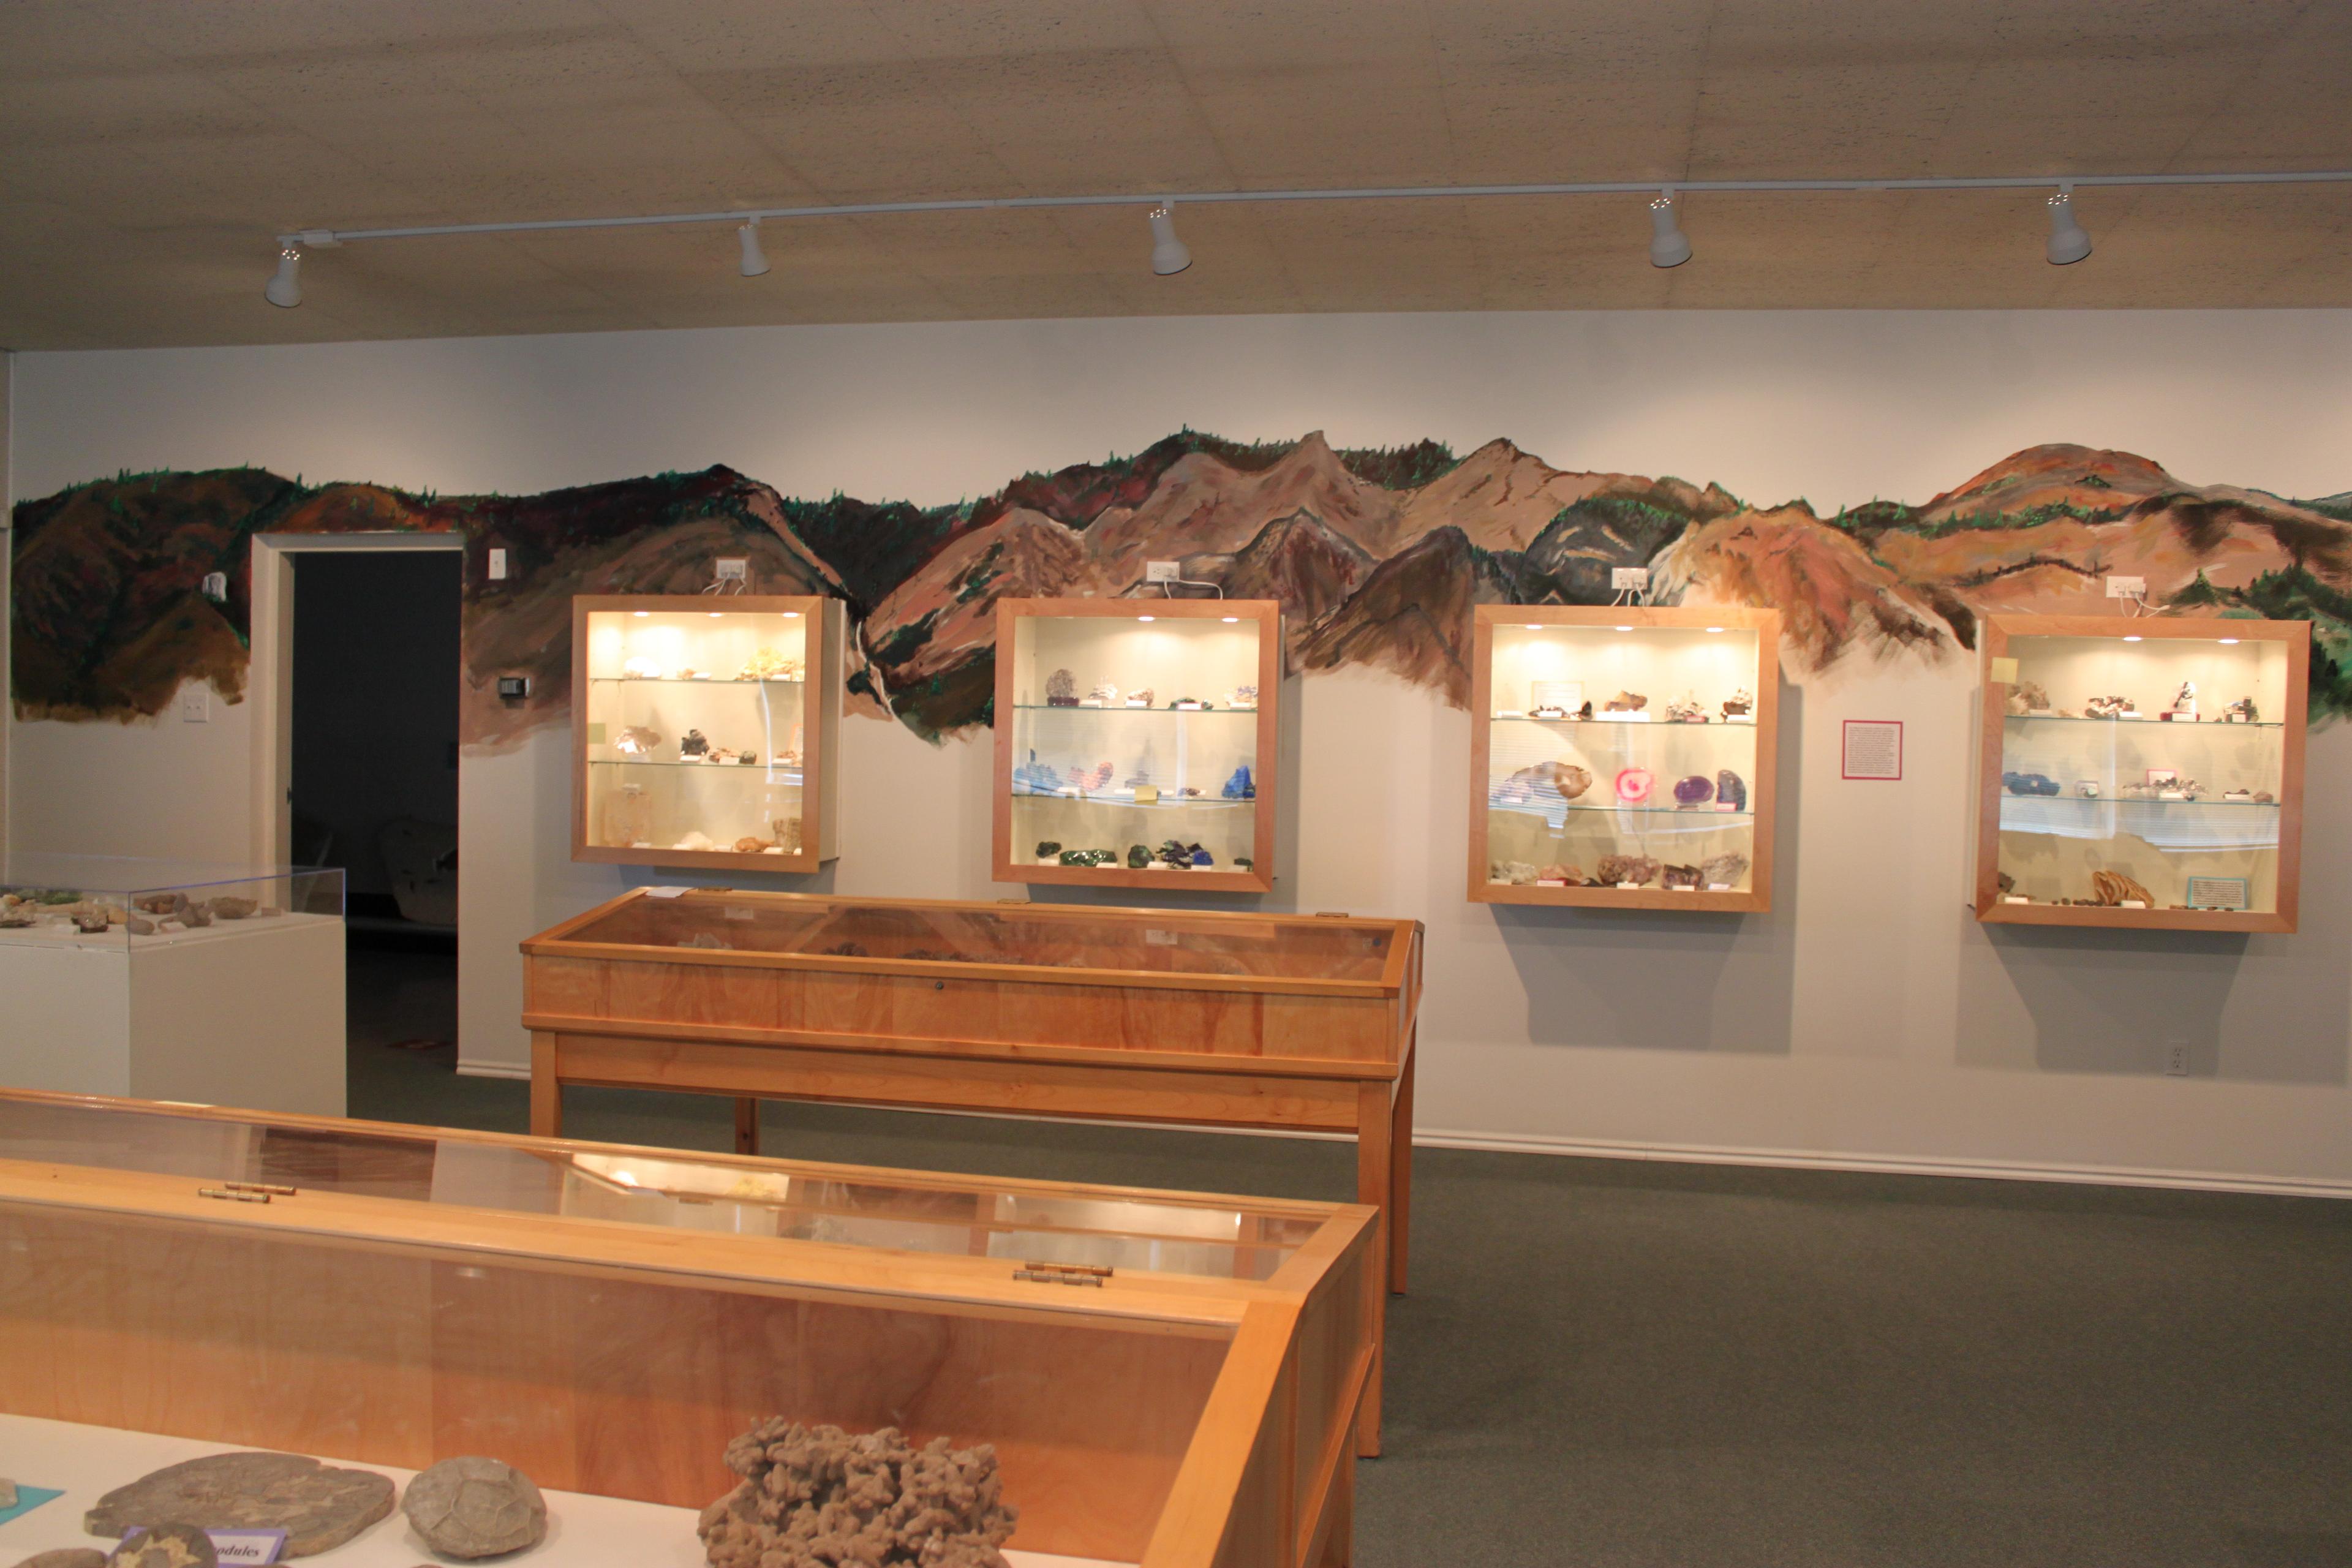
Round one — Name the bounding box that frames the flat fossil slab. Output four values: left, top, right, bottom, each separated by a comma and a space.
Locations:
84, 1453, 394, 1558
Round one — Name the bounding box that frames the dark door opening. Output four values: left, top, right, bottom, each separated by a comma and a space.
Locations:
291, 549, 461, 1075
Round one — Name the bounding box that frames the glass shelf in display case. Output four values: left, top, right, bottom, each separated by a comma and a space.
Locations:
571, 595, 843, 872
1970, 614, 2309, 931
0, 854, 345, 1114
992, 598, 1281, 892
1468, 606, 1781, 910
0, 1090, 1378, 1568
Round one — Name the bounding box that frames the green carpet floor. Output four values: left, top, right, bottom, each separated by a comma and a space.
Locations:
350, 948, 2352, 1567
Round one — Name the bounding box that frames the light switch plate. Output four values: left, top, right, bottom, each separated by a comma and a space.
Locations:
179, 686, 209, 723
487, 548, 508, 581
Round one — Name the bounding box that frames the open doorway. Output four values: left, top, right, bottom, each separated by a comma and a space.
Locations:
253, 535, 466, 1107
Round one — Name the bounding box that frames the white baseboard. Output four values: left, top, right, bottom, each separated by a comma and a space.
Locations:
430, 1068, 2351, 1200
1411, 1126, 2352, 1201
454, 1059, 531, 1081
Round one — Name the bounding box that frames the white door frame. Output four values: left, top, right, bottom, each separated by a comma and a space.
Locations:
248, 532, 467, 869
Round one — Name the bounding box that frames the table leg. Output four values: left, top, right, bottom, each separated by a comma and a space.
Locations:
734, 1097, 760, 1155
529, 1033, 561, 1139
1355, 1080, 1392, 1458
1388, 1041, 1415, 1295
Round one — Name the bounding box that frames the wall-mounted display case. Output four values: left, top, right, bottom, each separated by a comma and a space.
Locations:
1468, 606, 1781, 911
0, 1089, 1378, 1568
571, 595, 843, 873
1970, 614, 2309, 932
0, 854, 345, 1115
992, 598, 1281, 893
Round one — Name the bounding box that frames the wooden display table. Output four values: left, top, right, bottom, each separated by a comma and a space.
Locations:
0, 1089, 1379, 1567
521, 891, 1420, 1310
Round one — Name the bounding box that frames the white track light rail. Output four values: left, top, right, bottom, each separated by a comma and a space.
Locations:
263, 168, 2352, 300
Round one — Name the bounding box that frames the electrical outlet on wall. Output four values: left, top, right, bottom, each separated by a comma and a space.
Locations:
1144, 560, 1182, 583
2165, 1040, 2191, 1076
1611, 567, 1651, 592
179, 686, 209, 723
2106, 575, 2147, 599
715, 558, 748, 582
487, 548, 508, 581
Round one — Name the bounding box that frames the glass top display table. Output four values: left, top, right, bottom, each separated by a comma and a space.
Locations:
0, 1088, 1378, 1568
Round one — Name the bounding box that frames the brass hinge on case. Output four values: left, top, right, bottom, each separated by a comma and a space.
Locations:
198, 1186, 271, 1204
1014, 1262, 1110, 1287
226, 1181, 296, 1196
1314, 910, 1351, 919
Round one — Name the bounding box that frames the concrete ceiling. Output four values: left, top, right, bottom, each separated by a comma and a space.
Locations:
4, 1, 2349, 349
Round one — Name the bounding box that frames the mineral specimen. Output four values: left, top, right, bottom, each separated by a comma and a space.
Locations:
401, 1457, 547, 1561
2171, 680, 2198, 718
17, 1551, 108, 1568
1126, 688, 1155, 707
696, 1420, 1016, 1568
1672, 774, 1715, 807
673, 831, 718, 851
2084, 695, 2132, 718
127, 917, 156, 935
133, 893, 183, 916
1529, 704, 1569, 720
1536, 863, 1587, 885
1190, 846, 1214, 867
1126, 843, 1153, 868
738, 648, 802, 681
1045, 668, 1077, 706
1229, 685, 1259, 707
621, 655, 662, 679
72, 912, 111, 934
1035, 841, 1062, 858
1604, 691, 1648, 712
614, 726, 661, 755
85, 1452, 396, 1558
1494, 761, 1593, 803
107, 1525, 215, 1568
2091, 870, 2153, 907
1596, 854, 1660, 888
1660, 864, 1702, 889
2225, 696, 2259, 723
210, 897, 257, 920
679, 729, 711, 758
1223, 764, 1256, 800
1492, 861, 1540, 885
1085, 682, 1118, 706
733, 837, 769, 854
2254, 790, 2277, 804
1721, 690, 1753, 718
1699, 851, 1750, 888
1663, 693, 1707, 723
1614, 767, 1655, 805
2005, 680, 2051, 716
2001, 771, 2060, 796
1011, 750, 1059, 794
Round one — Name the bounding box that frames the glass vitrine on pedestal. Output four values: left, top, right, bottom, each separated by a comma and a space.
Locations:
992, 598, 1281, 892
1469, 606, 1781, 911
1971, 614, 2309, 932
571, 595, 843, 872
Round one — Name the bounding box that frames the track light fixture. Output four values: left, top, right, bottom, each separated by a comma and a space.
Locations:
2045, 187, 2092, 266
263, 244, 302, 308
1648, 191, 1691, 268
737, 219, 772, 277
1147, 202, 1191, 276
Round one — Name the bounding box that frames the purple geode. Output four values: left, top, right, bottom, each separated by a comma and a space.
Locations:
1673, 774, 1715, 807
1716, 769, 1748, 812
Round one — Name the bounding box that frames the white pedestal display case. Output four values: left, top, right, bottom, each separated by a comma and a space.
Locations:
0, 855, 345, 1115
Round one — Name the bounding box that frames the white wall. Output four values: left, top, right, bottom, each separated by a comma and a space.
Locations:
10, 311, 2352, 1193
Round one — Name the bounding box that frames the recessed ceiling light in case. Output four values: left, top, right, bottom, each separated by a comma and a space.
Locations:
2046, 189, 2092, 266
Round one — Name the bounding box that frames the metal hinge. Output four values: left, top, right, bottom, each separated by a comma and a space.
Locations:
1314, 910, 1351, 919
198, 1186, 271, 1204
1014, 1261, 1110, 1287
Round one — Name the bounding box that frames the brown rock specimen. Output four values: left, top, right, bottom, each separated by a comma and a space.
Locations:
401, 1457, 546, 1560
107, 1526, 215, 1568
72, 912, 111, 934
85, 1453, 395, 1559
1596, 854, 1660, 887
1495, 761, 1594, 802
18, 1551, 110, 1568
2005, 680, 2051, 715
132, 894, 183, 916
698, 1420, 1016, 1568
1536, 864, 1587, 885
209, 897, 257, 920
1604, 691, 1648, 712
2090, 870, 2154, 907
732, 837, 770, 854
1660, 864, 1702, 889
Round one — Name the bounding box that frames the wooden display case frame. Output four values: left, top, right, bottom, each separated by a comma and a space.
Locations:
570, 593, 845, 874
992, 597, 1283, 894
1970, 613, 2310, 933
1468, 605, 1782, 911
0, 1088, 1379, 1568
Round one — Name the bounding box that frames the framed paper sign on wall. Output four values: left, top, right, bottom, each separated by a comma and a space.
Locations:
1841, 720, 1904, 781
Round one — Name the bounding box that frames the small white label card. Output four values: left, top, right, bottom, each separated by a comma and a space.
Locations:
2187, 876, 2250, 911
2003, 895, 2030, 904
643, 885, 692, 899
205, 1531, 288, 1566
1144, 929, 1178, 945
1616, 881, 1641, 890
1841, 719, 1904, 782
1708, 883, 1732, 892
2120, 900, 2148, 910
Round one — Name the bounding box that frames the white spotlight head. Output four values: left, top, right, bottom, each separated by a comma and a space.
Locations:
1648, 193, 1691, 269
737, 219, 772, 277
2046, 190, 2091, 266
263, 244, 302, 308
1147, 203, 1191, 276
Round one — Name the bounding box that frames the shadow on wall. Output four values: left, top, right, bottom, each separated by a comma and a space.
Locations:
1489, 681, 1804, 1055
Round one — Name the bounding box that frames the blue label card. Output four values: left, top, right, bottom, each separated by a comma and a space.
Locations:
0, 1485, 63, 1525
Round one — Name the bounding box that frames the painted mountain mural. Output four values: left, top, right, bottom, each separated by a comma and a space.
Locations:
13, 434, 2352, 745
